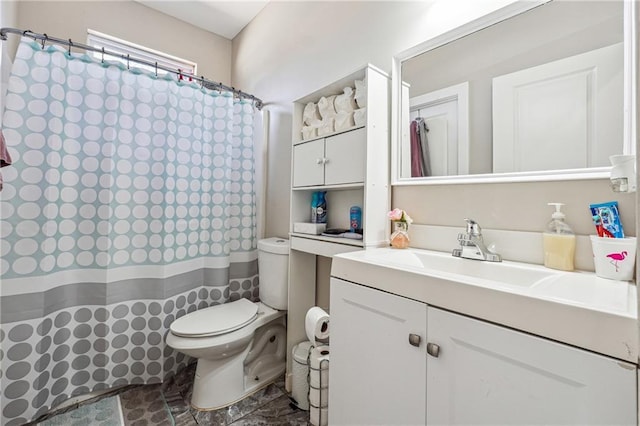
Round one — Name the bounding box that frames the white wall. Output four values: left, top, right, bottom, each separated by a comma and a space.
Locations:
233, 0, 635, 241
14, 1, 231, 84
1, 0, 18, 55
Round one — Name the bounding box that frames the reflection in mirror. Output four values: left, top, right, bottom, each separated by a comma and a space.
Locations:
398, 0, 625, 181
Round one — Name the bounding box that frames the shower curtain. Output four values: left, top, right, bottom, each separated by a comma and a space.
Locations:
0, 37, 259, 425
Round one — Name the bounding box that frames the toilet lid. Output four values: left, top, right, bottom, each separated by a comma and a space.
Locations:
170, 298, 259, 338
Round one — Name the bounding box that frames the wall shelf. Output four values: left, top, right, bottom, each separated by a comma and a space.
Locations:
285, 64, 391, 389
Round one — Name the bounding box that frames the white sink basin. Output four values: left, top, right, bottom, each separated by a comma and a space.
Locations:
331, 247, 637, 362
362, 249, 557, 289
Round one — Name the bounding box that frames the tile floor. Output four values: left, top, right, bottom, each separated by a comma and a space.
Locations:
36, 363, 310, 426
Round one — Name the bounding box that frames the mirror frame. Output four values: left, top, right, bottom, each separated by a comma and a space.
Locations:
391, 0, 636, 186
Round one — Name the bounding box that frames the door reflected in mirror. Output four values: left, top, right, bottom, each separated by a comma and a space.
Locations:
398, 0, 626, 181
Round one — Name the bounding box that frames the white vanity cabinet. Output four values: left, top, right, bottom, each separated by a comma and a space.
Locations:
292, 128, 366, 188
329, 277, 427, 425
329, 277, 637, 425
427, 307, 636, 425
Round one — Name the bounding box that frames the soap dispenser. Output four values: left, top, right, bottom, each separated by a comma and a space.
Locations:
543, 203, 576, 271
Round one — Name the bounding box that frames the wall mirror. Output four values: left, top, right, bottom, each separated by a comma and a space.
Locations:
391, 0, 633, 185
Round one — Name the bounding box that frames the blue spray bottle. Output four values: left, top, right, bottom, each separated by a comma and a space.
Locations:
316, 192, 327, 224
311, 191, 327, 224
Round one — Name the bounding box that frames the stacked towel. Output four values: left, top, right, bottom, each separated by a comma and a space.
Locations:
303, 102, 321, 126
354, 79, 367, 108
334, 87, 357, 113
317, 96, 337, 120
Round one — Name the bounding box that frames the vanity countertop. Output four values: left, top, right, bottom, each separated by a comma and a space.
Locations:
331, 247, 638, 363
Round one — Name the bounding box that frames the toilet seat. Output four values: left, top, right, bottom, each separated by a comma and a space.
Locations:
170, 298, 259, 338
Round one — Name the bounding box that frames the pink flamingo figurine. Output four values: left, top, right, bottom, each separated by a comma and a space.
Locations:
606, 251, 628, 272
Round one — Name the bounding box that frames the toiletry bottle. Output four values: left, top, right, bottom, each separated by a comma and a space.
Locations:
543, 203, 576, 271
316, 192, 327, 224
350, 206, 362, 232
311, 192, 319, 223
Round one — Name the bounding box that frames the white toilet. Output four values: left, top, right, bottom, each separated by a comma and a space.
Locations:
166, 237, 290, 410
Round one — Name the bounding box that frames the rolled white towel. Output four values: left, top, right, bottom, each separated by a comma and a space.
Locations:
303, 102, 321, 126
354, 79, 367, 108
353, 107, 366, 126
317, 95, 337, 119
335, 111, 354, 132
317, 118, 335, 136
334, 87, 357, 113
302, 126, 317, 140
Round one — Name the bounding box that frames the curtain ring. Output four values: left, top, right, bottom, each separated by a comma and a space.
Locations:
68, 39, 72, 56
200, 76, 204, 89
155, 62, 158, 77
40, 34, 47, 50
126, 54, 130, 70
101, 47, 105, 64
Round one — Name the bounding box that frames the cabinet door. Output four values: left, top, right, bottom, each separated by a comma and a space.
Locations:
324, 128, 366, 185
329, 278, 427, 425
293, 139, 325, 187
427, 307, 637, 425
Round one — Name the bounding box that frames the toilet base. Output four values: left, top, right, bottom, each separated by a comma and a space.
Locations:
190, 319, 287, 411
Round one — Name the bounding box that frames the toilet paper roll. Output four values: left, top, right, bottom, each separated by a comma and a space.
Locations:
309, 345, 330, 389
310, 406, 328, 426
305, 307, 330, 345
309, 386, 329, 407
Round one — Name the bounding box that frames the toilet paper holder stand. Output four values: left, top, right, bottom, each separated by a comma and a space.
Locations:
307, 346, 329, 426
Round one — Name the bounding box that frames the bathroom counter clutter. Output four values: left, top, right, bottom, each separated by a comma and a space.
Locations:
331, 247, 638, 363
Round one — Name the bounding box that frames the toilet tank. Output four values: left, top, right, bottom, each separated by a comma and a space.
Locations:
258, 238, 290, 310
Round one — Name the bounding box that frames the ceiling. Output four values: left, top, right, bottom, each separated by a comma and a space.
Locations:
135, 0, 270, 40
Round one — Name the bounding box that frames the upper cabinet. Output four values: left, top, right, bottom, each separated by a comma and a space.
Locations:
289, 64, 390, 252
292, 128, 366, 188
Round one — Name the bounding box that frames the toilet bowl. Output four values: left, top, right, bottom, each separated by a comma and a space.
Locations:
165, 237, 290, 410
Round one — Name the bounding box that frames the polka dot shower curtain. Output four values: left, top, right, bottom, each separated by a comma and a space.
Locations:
0, 37, 259, 425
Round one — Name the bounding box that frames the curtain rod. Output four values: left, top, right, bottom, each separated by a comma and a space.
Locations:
0, 27, 263, 110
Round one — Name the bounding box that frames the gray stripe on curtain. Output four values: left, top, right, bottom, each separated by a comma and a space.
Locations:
1, 261, 257, 323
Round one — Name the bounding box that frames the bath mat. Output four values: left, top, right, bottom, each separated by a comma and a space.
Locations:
38, 396, 124, 426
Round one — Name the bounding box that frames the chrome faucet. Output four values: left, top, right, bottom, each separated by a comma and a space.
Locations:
452, 218, 502, 262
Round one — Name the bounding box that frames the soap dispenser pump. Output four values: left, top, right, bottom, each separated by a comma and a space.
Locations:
543, 203, 576, 271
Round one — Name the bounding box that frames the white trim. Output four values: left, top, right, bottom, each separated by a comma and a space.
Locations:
409, 82, 470, 176
393, 167, 611, 186
86, 29, 196, 74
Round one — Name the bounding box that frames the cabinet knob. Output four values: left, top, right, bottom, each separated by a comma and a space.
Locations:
408, 333, 421, 347
316, 158, 323, 165
426, 342, 440, 358
323, 158, 329, 164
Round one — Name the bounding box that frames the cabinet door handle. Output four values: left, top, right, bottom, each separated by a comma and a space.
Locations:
408, 333, 421, 347
426, 342, 440, 358
316, 158, 323, 165
323, 157, 329, 164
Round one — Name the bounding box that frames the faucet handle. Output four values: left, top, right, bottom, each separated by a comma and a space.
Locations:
464, 218, 481, 236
